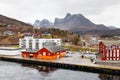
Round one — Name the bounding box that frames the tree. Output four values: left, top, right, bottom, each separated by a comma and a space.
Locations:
72, 35, 79, 45
100, 34, 114, 38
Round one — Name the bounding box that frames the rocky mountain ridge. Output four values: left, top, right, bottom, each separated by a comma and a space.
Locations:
34, 13, 114, 31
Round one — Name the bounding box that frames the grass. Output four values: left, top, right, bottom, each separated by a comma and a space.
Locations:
63, 45, 98, 52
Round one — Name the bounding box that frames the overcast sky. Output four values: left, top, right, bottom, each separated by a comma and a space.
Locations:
0, 0, 120, 28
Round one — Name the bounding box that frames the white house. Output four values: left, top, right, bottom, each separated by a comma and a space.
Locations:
90, 36, 98, 45
3, 30, 15, 35
19, 34, 61, 50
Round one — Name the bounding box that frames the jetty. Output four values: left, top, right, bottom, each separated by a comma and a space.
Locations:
0, 54, 120, 75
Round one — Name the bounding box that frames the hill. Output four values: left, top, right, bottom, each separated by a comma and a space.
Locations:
0, 14, 33, 45
84, 29, 120, 35
0, 14, 33, 32
0, 14, 80, 45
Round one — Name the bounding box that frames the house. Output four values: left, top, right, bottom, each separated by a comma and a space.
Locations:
41, 32, 52, 38
20, 33, 65, 60
3, 30, 15, 35
98, 41, 120, 60
81, 35, 99, 48
22, 46, 66, 60
42, 32, 51, 36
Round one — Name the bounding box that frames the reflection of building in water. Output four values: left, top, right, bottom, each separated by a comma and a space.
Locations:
22, 64, 56, 73
99, 74, 120, 80
22, 64, 57, 80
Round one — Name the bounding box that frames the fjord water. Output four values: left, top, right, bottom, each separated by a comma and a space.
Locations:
0, 61, 119, 80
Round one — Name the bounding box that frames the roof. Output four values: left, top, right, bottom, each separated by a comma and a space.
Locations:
22, 49, 38, 53
99, 40, 120, 46
24, 33, 33, 36
43, 42, 56, 46
44, 46, 66, 53
22, 46, 66, 53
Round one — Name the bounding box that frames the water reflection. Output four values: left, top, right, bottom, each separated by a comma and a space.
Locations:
99, 74, 120, 80
22, 64, 120, 80
22, 64, 56, 73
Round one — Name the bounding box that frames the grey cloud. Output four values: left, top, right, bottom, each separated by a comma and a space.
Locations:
58, 0, 120, 15
1, 0, 120, 16
0, 0, 120, 27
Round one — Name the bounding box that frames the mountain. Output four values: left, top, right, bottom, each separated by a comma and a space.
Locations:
34, 13, 111, 31
34, 19, 53, 28
108, 26, 117, 30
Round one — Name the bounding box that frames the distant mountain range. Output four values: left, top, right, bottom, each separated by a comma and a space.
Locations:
34, 13, 117, 32
0, 13, 119, 36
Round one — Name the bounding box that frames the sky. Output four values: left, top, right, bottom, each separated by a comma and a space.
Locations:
0, 0, 120, 28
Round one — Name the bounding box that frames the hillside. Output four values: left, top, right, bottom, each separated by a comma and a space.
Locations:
0, 14, 33, 45
34, 28, 82, 46
0, 14, 80, 45
0, 14, 33, 32
0, 14, 119, 45
84, 29, 120, 35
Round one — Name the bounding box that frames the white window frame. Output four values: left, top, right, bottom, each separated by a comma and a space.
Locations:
43, 52, 46, 56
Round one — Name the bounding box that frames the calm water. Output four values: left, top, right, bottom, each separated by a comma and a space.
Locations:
0, 61, 119, 80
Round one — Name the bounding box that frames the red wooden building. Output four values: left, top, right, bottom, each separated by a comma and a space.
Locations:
22, 46, 66, 60
98, 42, 120, 60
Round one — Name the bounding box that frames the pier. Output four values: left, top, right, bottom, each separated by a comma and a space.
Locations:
0, 55, 120, 75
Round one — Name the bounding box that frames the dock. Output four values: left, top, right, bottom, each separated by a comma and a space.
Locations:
0, 55, 120, 75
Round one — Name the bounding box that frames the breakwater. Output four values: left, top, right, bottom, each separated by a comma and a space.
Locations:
0, 56, 120, 75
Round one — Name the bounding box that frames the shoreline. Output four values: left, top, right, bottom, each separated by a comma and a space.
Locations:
0, 56, 120, 75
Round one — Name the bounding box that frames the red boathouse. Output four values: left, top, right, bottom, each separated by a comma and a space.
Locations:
98, 42, 120, 60
22, 46, 66, 60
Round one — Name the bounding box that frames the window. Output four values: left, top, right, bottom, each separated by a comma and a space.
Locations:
106, 51, 108, 57
114, 57, 116, 60
42, 43, 45, 46
110, 50, 112, 57
117, 58, 119, 60
29, 39, 32, 43
43, 52, 46, 56
57, 52, 59, 54
30, 54, 33, 58
36, 40, 39, 49
110, 57, 112, 60
114, 53, 116, 57
117, 50, 119, 57
114, 50, 116, 53
29, 39, 32, 49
